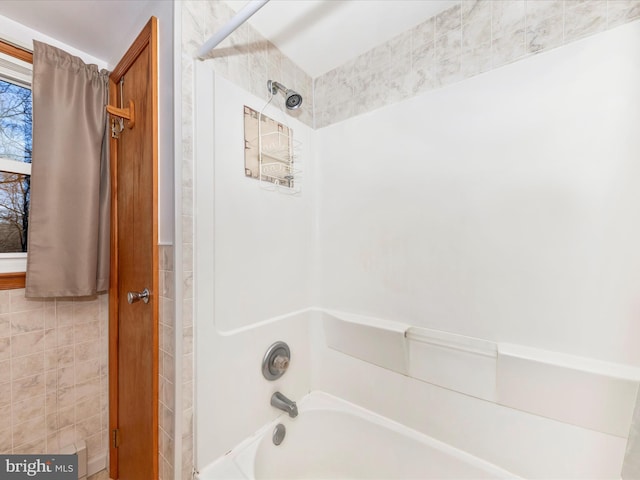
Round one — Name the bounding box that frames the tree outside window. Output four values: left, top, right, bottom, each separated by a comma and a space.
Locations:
0, 78, 32, 253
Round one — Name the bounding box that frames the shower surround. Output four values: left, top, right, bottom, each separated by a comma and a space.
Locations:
182, 1, 640, 478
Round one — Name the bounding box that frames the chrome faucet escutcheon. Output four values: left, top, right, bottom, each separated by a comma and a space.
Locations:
271, 391, 298, 418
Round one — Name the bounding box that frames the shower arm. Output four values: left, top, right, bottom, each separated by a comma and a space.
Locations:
196, 0, 270, 60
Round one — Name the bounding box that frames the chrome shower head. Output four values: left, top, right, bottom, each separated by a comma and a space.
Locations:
268, 80, 303, 110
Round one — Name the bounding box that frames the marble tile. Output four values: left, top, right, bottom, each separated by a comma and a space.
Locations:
564, 0, 607, 41
160, 245, 175, 273
56, 386, 76, 411
162, 325, 175, 357
183, 327, 193, 355
526, 0, 564, 23
0, 314, 9, 337
182, 215, 193, 246
161, 429, 174, 463
462, 0, 492, 24
608, 0, 640, 27
182, 353, 192, 384
11, 308, 44, 335
75, 377, 100, 404
75, 339, 101, 363
436, 4, 462, 35
162, 458, 175, 480
0, 404, 11, 432
0, 292, 10, 315
44, 305, 56, 330
56, 326, 74, 347
72, 301, 100, 325
45, 412, 58, 436
55, 305, 74, 327
160, 404, 175, 439
436, 55, 465, 87
76, 358, 100, 383
384, 59, 411, 104
0, 359, 9, 385
56, 406, 75, 430
10, 290, 47, 313
13, 436, 46, 455
58, 346, 75, 368
57, 366, 75, 389
161, 298, 175, 329
161, 377, 175, 412
12, 415, 46, 447
0, 426, 11, 451
12, 395, 45, 425
182, 381, 193, 411
183, 299, 193, 328
74, 321, 100, 343
492, 28, 527, 67
462, 16, 492, 49
182, 186, 193, 218
370, 41, 392, 72
75, 413, 101, 441
56, 425, 75, 450
0, 337, 9, 361
492, 0, 526, 35
46, 432, 59, 453
181, 243, 193, 282
527, 14, 564, 53
44, 328, 57, 352
162, 270, 176, 300
11, 352, 44, 381
164, 352, 176, 384
436, 28, 463, 62
11, 330, 45, 357
182, 408, 193, 439
388, 30, 412, 61
183, 272, 193, 300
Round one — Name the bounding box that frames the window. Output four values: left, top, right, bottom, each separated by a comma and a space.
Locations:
0, 41, 32, 283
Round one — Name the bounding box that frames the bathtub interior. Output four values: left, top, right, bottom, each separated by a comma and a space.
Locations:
199, 392, 518, 480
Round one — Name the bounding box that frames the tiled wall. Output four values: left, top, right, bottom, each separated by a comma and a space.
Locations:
314, 0, 640, 128
0, 290, 108, 463
159, 245, 176, 480
181, 234, 193, 480
183, 1, 314, 128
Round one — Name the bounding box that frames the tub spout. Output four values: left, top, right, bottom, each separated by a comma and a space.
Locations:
271, 391, 298, 418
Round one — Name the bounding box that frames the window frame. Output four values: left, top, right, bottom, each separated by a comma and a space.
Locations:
0, 39, 33, 289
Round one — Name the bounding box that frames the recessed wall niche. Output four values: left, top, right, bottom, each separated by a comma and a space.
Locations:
243, 105, 300, 193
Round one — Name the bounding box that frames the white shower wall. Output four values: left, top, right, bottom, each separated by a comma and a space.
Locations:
316, 20, 640, 366
191, 6, 640, 478
194, 65, 316, 467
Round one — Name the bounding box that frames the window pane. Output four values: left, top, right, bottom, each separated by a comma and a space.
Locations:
0, 172, 29, 252
0, 79, 32, 164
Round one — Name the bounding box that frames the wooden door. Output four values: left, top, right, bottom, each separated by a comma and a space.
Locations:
108, 17, 159, 480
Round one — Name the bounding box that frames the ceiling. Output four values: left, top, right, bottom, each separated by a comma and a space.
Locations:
224, 0, 457, 78
0, 0, 457, 77
0, 0, 158, 67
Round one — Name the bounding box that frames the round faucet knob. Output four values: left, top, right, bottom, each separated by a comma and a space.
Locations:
272, 355, 289, 373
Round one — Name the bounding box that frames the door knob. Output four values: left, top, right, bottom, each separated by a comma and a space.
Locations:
127, 288, 150, 304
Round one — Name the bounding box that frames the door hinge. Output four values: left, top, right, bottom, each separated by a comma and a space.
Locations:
112, 428, 120, 448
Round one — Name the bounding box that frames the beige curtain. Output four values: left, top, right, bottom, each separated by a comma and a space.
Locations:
25, 41, 110, 297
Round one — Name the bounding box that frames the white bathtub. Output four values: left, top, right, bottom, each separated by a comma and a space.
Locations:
198, 392, 518, 479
